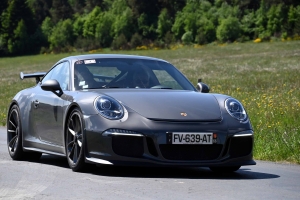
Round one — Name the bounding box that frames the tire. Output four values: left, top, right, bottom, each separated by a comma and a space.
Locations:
7, 105, 42, 161
66, 108, 86, 172
209, 166, 241, 173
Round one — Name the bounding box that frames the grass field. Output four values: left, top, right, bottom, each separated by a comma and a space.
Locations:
0, 41, 299, 164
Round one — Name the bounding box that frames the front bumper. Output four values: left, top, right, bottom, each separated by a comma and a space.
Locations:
84, 127, 256, 167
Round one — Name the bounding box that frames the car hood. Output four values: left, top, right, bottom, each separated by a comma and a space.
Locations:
96, 89, 222, 122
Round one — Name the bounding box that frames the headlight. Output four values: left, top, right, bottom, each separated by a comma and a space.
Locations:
225, 98, 247, 121
94, 96, 124, 120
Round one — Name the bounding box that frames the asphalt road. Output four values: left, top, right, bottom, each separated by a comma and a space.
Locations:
0, 126, 299, 200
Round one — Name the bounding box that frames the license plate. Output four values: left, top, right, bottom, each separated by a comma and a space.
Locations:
167, 132, 213, 144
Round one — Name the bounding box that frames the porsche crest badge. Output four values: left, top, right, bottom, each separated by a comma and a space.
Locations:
180, 112, 187, 117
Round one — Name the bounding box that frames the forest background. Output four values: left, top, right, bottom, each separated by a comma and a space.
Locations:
0, 0, 300, 56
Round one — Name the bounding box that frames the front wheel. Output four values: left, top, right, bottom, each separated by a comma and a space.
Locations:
66, 108, 86, 172
209, 166, 241, 173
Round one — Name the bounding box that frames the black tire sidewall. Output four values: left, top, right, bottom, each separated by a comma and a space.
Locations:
7, 105, 24, 160
66, 108, 85, 172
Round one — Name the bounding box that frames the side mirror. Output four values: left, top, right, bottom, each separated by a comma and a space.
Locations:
41, 79, 63, 97
196, 78, 210, 93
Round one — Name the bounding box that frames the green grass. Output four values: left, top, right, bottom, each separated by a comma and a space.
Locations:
0, 41, 299, 164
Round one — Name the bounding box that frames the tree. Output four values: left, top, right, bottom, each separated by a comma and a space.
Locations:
182, 0, 201, 38
85, 0, 104, 13
1, 0, 37, 55
27, 0, 52, 25
173, 0, 217, 41
112, 7, 134, 40
127, 0, 160, 39
49, 19, 74, 51
0, 0, 8, 55
50, 0, 73, 24
41, 17, 53, 40
196, 18, 216, 44
172, 11, 186, 39
73, 14, 85, 38
217, 16, 241, 42
287, 5, 300, 35
255, 0, 269, 38
127, 0, 160, 18
157, 8, 172, 38
267, 4, 284, 37
8, 20, 29, 54
0, 0, 8, 13
95, 12, 114, 47
234, 0, 260, 10
157, 0, 186, 18
137, 13, 157, 39
216, 1, 240, 20
130, 32, 142, 48
68, 0, 86, 13
83, 6, 101, 38
181, 31, 193, 45
111, 0, 134, 40
0, 0, 8, 25
241, 10, 256, 39
264, 0, 300, 7
111, 33, 128, 50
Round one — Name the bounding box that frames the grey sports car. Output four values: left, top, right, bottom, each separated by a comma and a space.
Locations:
7, 54, 255, 172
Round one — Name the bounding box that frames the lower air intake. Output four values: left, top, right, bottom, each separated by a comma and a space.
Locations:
112, 135, 144, 157
229, 136, 253, 158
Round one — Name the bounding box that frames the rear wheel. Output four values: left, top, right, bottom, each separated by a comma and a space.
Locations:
66, 108, 85, 172
209, 166, 241, 173
7, 105, 41, 160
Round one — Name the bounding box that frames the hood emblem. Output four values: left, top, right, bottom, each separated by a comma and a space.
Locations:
180, 112, 187, 117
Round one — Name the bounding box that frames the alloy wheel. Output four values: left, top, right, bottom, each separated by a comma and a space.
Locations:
7, 108, 20, 154
66, 111, 83, 165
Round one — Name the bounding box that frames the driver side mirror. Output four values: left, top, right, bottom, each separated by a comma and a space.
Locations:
196, 78, 210, 93
41, 79, 63, 97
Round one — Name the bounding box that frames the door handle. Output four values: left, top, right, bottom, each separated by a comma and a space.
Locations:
34, 100, 39, 108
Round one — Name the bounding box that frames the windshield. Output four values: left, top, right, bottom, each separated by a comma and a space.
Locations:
73, 58, 195, 91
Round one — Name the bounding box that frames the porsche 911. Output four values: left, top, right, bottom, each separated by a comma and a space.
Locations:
7, 54, 255, 172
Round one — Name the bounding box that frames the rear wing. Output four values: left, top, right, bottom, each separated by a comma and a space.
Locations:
20, 72, 46, 84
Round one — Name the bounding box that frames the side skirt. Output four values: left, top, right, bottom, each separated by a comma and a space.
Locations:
23, 147, 66, 157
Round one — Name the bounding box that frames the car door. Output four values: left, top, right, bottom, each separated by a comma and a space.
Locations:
32, 61, 70, 148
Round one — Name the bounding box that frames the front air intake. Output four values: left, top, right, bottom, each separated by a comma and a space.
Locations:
229, 136, 253, 158
112, 135, 144, 157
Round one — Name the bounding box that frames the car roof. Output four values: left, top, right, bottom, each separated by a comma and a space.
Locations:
59, 54, 168, 64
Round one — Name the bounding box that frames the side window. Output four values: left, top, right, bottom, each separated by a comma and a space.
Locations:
42, 62, 70, 91
41, 67, 55, 83
54, 62, 70, 90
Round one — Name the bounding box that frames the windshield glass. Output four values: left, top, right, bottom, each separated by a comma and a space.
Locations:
73, 58, 195, 91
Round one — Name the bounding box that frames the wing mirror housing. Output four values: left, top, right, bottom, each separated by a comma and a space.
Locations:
196, 78, 210, 93
41, 79, 63, 97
